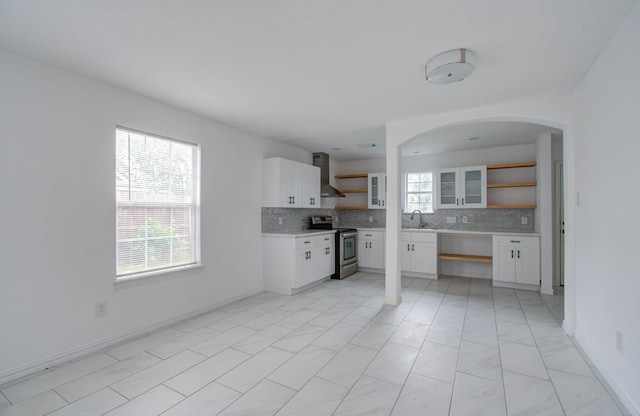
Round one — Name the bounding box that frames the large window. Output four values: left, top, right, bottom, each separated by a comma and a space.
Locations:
116, 127, 200, 278
405, 172, 433, 213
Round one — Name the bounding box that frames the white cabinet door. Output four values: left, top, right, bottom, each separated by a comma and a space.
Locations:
494, 245, 517, 283
279, 158, 302, 207
401, 240, 412, 272
437, 166, 486, 209
368, 238, 385, 269
413, 242, 437, 274
368, 173, 386, 209
317, 236, 335, 278
301, 164, 321, 208
460, 166, 487, 208
517, 245, 540, 285
295, 247, 315, 288
438, 168, 459, 209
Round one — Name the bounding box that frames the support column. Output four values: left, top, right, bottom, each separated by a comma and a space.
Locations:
384, 138, 402, 305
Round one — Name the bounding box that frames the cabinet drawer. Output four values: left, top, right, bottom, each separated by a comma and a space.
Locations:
296, 236, 318, 250
493, 235, 539, 248
359, 231, 384, 241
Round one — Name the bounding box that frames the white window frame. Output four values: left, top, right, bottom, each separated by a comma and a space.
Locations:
115, 126, 201, 280
404, 171, 434, 214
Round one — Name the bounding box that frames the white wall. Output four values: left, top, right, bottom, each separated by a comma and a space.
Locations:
0, 49, 309, 382
572, 2, 640, 412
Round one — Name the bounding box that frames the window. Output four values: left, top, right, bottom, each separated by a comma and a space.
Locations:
405, 172, 433, 213
115, 127, 200, 278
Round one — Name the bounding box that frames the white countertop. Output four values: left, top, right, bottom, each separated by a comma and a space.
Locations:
355, 227, 540, 237
262, 230, 336, 237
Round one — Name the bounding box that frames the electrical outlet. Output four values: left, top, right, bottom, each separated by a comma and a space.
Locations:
463, 216, 468, 224
95, 302, 107, 318
278, 217, 283, 225
616, 331, 624, 354
368, 216, 373, 223
577, 192, 580, 206
521, 216, 528, 225
446, 216, 456, 224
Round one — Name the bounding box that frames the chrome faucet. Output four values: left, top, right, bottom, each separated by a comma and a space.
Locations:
410, 210, 428, 228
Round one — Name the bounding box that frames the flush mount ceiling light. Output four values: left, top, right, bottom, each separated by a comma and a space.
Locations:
425, 48, 476, 84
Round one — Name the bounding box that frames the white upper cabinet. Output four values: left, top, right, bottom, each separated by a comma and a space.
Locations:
368, 173, 387, 209
262, 157, 320, 208
437, 166, 486, 209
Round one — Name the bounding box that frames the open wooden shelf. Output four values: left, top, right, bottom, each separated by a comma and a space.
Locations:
487, 204, 537, 209
335, 173, 368, 179
487, 182, 537, 188
438, 253, 493, 263
340, 189, 368, 193
487, 162, 537, 170
335, 205, 369, 210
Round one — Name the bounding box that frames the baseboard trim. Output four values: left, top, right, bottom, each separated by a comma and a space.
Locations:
0, 288, 262, 385
573, 333, 639, 416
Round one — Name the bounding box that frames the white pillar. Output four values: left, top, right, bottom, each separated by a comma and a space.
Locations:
536, 133, 554, 295
384, 137, 402, 305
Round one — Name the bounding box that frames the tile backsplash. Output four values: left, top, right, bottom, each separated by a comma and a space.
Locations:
262, 207, 535, 233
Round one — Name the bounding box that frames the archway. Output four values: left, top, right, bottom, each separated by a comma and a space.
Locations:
383, 94, 575, 334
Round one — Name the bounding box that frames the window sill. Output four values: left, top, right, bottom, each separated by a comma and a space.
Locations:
114, 263, 205, 288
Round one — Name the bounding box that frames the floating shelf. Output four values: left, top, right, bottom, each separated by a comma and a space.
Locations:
487, 162, 537, 170
335, 205, 369, 210
487, 182, 537, 188
340, 189, 368, 193
438, 253, 493, 263
487, 204, 537, 209
335, 173, 368, 179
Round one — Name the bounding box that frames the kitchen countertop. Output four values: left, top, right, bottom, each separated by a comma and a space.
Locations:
262, 230, 336, 237
355, 227, 539, 237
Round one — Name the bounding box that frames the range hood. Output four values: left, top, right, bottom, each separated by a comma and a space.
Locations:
312, 152, 345, 198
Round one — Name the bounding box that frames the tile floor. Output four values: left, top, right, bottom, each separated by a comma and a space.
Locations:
0, 273, 631, 416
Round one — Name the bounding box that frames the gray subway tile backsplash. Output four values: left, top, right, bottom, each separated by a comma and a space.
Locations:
262, 207, 534, 233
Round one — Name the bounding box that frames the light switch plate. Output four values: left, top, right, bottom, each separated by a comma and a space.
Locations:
521, 216, 528, 225
463, 216, 468, 223
446, 216, 456, 224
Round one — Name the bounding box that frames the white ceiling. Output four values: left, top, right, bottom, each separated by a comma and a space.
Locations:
0, 0, 635, 160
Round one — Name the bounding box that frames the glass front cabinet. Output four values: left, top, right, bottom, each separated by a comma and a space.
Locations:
368, 173, 387, 209
437, 166, 486, 209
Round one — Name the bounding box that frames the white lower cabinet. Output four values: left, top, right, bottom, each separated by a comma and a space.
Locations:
492, 235, 540, 287
358, 230, 385, 270
263, 232, 335, 295
401, 231, 438, 277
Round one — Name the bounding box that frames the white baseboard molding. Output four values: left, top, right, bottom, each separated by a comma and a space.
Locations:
573, 333, 639, 416
0, 287, 262, 386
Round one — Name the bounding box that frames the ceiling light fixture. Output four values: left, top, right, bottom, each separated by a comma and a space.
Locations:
426, 48, 476, 84
357, 143, 377, 148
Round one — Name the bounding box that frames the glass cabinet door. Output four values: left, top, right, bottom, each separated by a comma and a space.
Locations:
461, 166, 486, 208
438, 169, 458, 208
368, 173, 386, 209
370, 175, 379, 206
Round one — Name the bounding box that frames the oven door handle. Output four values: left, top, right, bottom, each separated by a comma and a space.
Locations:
339, 232, 358, 239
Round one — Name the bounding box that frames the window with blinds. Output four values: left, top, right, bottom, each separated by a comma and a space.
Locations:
405, 172, 434, 213
115, 127, 200, 278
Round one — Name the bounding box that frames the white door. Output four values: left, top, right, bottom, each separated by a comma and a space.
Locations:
301, 164, 320, 208
279, 159, 301, 207
460, 166, 487, 208
496, 246, 517, 283
555, 160, 565, 286
368, 173, 386, 209
295, 247, 315, 287
438, 168, 459, 208
413, 242, 437, 274
517, 245, 540, 285
368, 238, 385, 269
401, 240, 412, 272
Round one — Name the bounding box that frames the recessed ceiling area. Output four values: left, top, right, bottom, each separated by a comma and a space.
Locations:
401, 122, 561, 157
0, 1, 634, 161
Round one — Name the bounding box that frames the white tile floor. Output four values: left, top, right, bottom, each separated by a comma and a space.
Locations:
0, 273, 631, 416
